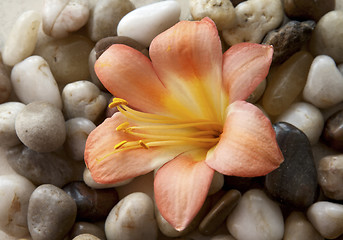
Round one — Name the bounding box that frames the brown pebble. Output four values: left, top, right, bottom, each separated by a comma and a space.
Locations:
322, 110, 343, 151
0, 59, 11, 103
69, 222, 106, 240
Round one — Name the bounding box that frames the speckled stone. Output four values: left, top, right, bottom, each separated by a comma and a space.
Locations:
322, 110, 343, 151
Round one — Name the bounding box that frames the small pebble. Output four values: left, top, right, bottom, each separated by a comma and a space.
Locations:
117, 0, 181, 47
73, 234, 101, 240
28, 184, 77, 240
307, 201, 343, 239
226, 189, 284, 240
105, 192, 158, 240
2, 11, 41, 66
208, 171, 224, 196
88, 48, 105, 91
69, 222, 106, 240
246, 78, 266, 103
276, 102, 324, 145
0, 102, 25, 147
87, 0, 135, 41
42, 0, 90, 38
62, 81, 107, 122
0, 60, 11, 103
11, 55, 62, 109
0, 174, 35, 238
15, 101, 66, 153
322, 110, 343, 151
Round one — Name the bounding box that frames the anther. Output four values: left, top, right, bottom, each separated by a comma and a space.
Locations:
114, 140, 128, 149
139, 140, 149, 149
116, 122, 130, 131
108, 98, 128, 108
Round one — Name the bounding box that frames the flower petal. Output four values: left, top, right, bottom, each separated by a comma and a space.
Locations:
84, 112, 188, 184
206, 101, 283, 177
149, 18, 224, 121
154, 150, 214, 231
222, 43, 273, 103
94, 44, 168, 114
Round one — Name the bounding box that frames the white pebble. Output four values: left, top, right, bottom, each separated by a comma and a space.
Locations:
276, 102, 324, 145
83, 168, 133, 189
2, 11, 41, 66
11, 55, 62, 109
117, 0, 181, 47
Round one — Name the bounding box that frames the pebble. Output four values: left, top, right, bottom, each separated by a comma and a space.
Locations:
28, 184, 77, 240
226, 189, 284, 240
105, 192, 157, 240
208, 171, 224, 196
11, 55, 62, 109
199, 190, 241, 236
0, 60, 11, 103
6, 144, 74, 187
64, 118, 96, 161
2, 11, 41, 66
210, 234, 236, 240
189, 0, 236, 30
63, 181, 119, 221
0, 102, 25, 147
62, 81, 107, 122
317, 155, 343, 200
69, 222, 106, 240
117, 1, 181, 47
34, 35, 94, 86
283, 211, 323, 240
262, 21, 315, 64
222, 0, 283, 45
310, 10, 343, 64
246, 78, 266, 103
0, 174, 36, 238
307, 201, 343, 239
322, 110, 343, 151
283, 0, 335, 22
262, 51, 313, 116
42, 0, 90, 38
73, 234, 101, 240
276, 102, 324, 145
87, 0, 135, 42
15, 101, 66, 153
303, 55, 343, 109
88, 48, 104, 91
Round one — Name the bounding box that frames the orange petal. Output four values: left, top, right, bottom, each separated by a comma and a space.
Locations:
84, 112, 186, 184
154, 150, 214, 231
222, 43, 273, 103
206, 101, 283, 177
149, 18, 224, 121
94, 44, 169, 114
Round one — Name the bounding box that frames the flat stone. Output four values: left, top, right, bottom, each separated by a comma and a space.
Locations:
322, 110, 343, 151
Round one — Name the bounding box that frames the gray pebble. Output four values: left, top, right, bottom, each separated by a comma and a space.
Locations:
0, 60, 11, 103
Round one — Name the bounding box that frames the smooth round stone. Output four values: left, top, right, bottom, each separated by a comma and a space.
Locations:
0, 102, 25, 147
105, 192, 157, 240
208, 171, 224, 196
303, 55, 343, 109
317, 155, 343, 200
87, 0, 135, 41
246, 78, 266, 103
199, 190, 241, 236
42, 0, 89, 38
65, 118, 96, 161
222, 0, 283, 45
262, 51, 313, 116
63, 181, 119, 221
28, 184, 77, 240
0, 60, 11, 103
34, 35, 94, 86
15, 101, 66, 152
276, 102, 324, 145
0, 174, 35, 238
310, 10, 343, 64
2, 10, 41, 66
323, 110, 343, 151
6, 144, 74, 187
73, 234, 101, 240
190, 0, 235, 30
62, 81, 107, 122
283, 0, 335, 21
262, 21, 315, 64
226, 189, 284, 240
307, 201, 343, 239
117, 0, 181, 47
266, 122, 318, 208
11, 55, 62, 109
283, 211, 323, 240
69, 222, 106, 240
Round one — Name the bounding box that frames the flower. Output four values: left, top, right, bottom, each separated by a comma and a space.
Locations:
85, 17, 284, 231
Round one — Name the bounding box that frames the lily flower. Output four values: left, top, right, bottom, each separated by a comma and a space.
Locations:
85, 17, 284, 231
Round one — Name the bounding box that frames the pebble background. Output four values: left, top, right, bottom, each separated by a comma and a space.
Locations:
1, 0, 343, 239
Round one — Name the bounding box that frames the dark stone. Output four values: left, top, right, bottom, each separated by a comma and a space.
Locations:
263, 20, 315, 64
283, 0, 335, 22
265, 122, 318, 209
223, 175, 265, 193
63, 181, 119, 221
322, 110, 343, 151
69, 222, 106, 240
230, 0, 246, 7
6, 144, 74, 187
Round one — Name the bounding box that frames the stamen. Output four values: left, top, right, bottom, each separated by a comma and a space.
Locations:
114, 140, 128, 149
116, 122, 130, 131
109, 98, 128, 108
139, 140, 149, 149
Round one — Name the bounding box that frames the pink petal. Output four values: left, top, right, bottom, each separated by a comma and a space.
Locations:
154, 150, 214, 231
222, 43, 273, 103
206, 101, 283, 177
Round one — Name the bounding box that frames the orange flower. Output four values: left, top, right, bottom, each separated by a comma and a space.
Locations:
85, 18, 283, 231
